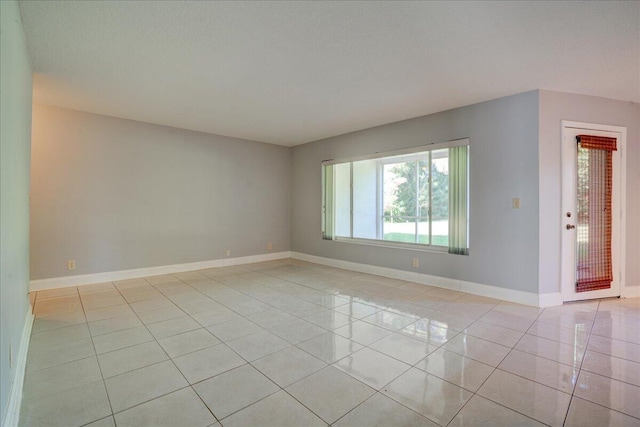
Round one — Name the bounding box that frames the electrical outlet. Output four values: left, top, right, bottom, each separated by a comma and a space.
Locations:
267, 242, 273, 250
225, 249, 231, 257
412, 258, 419, 268
67, 259, 76, 270
512, 198, 520, 209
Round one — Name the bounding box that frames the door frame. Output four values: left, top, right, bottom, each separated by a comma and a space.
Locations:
560, 120, 627, 302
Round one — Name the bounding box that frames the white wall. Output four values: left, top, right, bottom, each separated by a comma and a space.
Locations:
292, 91, 540, 293
30, 105, 291, 280
0, 1, 33, 423
538, 90, 640, 294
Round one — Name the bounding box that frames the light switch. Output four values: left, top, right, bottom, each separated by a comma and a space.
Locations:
512, 198, 520, 209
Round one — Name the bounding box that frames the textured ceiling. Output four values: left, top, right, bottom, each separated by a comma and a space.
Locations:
19, 1, 640, 146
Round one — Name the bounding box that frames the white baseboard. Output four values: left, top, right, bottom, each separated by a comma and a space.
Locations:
29, 250, 575, 307
291, 252, 561, 308
538, 292, 563, 307
2, 308, 34, 427
29, 251, 291, 292
622, 285, 640, 299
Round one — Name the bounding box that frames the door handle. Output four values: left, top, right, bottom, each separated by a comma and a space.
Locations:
566, 224, 576, 230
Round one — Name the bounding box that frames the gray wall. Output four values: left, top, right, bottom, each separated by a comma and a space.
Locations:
539, 90, 640, 294
30, 105, 291, 280
292, 91, 541, 293
0, 0, 33, 423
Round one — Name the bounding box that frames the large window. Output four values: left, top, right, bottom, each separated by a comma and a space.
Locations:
322, 140, 469, 254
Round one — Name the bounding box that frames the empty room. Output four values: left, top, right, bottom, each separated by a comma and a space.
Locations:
1, 1, 639, 426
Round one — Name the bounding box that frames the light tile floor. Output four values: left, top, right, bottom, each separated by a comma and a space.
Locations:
21, 259, 640, 426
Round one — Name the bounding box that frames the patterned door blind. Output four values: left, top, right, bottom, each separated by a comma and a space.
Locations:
575, 135, 617, 293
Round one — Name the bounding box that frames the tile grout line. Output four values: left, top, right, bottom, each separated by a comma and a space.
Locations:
107, 278, 219, 424
196, 266, 410, 425
561, 299, 601, 426
23, 262, 640, 426
76, 282, 117, 423
106, 279, 197, 421
180, 267, 556, 426
201, 265, 342, 426
146, 270, 314, 426
239, 266, 636, 419
443, 301, 549, 426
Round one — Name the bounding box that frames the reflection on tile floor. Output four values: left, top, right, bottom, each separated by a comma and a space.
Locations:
21, 260, 640, 426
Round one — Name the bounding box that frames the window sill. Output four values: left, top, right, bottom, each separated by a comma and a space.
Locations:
332, 236, 453, 254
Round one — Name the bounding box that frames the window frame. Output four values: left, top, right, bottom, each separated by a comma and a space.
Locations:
322, 138, 469, 253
